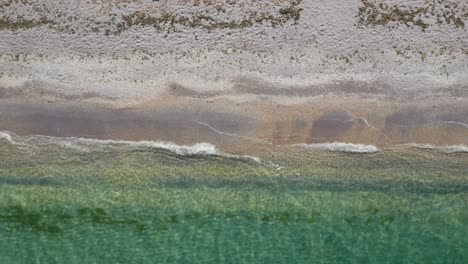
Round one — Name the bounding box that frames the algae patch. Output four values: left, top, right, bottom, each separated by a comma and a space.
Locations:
357, 0, 466, 30
0, 0, 304, 34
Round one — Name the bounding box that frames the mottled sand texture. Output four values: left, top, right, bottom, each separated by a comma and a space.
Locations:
0, 0, 467, 150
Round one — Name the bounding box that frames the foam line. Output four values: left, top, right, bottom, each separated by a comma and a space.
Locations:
296, 142, 379, 153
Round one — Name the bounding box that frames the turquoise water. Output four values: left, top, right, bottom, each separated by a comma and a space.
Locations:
1, 191, 467, 263
0, 135, 467, 263
1, 201, 467, 263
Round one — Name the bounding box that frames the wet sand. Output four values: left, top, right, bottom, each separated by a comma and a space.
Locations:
1, 95, 467, 155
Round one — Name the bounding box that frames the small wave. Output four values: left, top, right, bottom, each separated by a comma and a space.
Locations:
1, 131, 217, 155
0, 131, 262, 162
296, 142, 379, 154
73, 137, 219, 156
0, 131, 13, 143
0, 131, 11, 141
403, 143, 468, 153
73, 138, 263, 162
31, 135, 219, 156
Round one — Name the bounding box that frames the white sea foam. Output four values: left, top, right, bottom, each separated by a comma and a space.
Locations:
32, 135, 219, 156
0, 131, 262, 162
403, 143, 468, 153
56, 136, 264, 161
297, 142, 379, 154
0, 131, 218, 155
0, 131, 32, 151
0, 131, 13, 143
80, 138, 218, 155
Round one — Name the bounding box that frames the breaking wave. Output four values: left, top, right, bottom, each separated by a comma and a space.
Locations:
46, 137, 218, 156
296, 142, 379, 154
1, 131, 266, 164
0, 131, 259, 161
403, 143, 468, 153
0, 131, 13, 143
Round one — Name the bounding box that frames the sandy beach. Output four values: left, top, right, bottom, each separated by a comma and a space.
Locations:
1, 0, 467, 154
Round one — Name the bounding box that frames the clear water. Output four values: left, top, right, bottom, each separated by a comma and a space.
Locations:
0, 136, 467, 263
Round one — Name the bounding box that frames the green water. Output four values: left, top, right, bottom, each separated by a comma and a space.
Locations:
0, 139, 467, 263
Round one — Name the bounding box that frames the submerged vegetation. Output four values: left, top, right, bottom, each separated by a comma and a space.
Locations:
0, 133, 467, 262
1, 179, 467, 262
1, 196, 466, 263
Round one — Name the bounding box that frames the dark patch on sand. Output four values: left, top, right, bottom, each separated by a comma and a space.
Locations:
308, 111, 353, 142
0, 102, 257, 146
384, 109, 429, 134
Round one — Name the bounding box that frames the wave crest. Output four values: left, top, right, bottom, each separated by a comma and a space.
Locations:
0, 131, 218, 155
69, 137, 218, 156
0, 131, 14, 144
296, 142, 379, 154
0, 131, 262, 162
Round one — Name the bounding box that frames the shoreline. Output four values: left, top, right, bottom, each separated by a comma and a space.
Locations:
1, 96, 467, 155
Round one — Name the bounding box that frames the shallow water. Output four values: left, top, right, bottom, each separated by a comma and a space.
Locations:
0, 134, 467, 263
